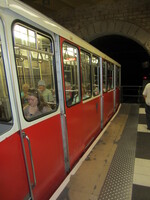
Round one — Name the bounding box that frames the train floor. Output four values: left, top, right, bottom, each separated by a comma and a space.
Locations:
55, 103, 150, 200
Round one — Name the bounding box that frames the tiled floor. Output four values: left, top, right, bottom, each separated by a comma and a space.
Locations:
132, 105, 150, 200
137, 124, 150, 133
133, 158, 150, 187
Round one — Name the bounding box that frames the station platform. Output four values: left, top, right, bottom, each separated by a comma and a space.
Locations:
53, 104, 150, 200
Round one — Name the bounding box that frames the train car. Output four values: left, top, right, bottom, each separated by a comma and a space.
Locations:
0, 0, 121, 199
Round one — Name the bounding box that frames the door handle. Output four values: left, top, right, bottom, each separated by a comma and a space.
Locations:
23, 132, 36, 188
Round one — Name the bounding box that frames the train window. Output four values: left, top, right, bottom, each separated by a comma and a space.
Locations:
116, 67, 120, 87
0, 41, 12, 135
107, 63, 114, 91
102, 60, 107, 92
80, 51, 91, 101
92, 56, 100, 96
13, 23, 57, 121
62, 43, 80, 107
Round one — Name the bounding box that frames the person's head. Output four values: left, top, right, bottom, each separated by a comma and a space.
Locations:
38, 80, 46, 92
27, 88, 41, 107
27, 88, 46, 110
22, 83, 29, 93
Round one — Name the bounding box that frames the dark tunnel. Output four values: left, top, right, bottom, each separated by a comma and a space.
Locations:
90, 35, 150, 87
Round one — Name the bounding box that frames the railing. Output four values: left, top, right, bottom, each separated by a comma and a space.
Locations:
121, 85, 144, 104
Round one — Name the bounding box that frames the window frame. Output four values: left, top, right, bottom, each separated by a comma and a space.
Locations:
0, 38, 13, 135
12, 21, 58, 121
116, 66, 121, 88
92, 55, 100, 97
107, 62, 114, 91
80, 49, 92, 101
102, 59, 107, 93
62, 41, 81, 107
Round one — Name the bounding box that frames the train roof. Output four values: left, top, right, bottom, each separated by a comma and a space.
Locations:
0, 0, 120, 67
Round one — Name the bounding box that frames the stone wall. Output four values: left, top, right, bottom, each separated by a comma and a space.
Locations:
50, 0, 150, 54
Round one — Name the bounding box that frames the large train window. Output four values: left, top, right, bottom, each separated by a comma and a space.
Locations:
13, 23, 57, 120
103, 60, 107, 92
0, 40, 12, 135
80, 50, 91, 101
107, 63, 114, 91
62, 43, 80, 107
92, 56, 100, 96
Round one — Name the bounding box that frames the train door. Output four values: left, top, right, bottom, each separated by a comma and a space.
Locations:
102, 60, 115, 125
11, 23, 66, 199
81, 51, 101, 145
0, 19, 30, 200
60, 39, 85, 168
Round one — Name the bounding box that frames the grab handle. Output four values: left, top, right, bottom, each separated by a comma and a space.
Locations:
23, 132, 36, 187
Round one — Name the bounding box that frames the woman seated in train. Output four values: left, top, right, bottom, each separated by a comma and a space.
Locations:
23, 88, 51, 120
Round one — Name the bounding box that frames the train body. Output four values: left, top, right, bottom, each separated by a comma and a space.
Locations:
0, 1, 121, 199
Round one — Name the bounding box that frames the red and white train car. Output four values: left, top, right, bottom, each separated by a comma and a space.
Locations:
0, 0, 121, 199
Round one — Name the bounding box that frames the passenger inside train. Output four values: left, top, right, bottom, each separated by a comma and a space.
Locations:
23, 88, 51, 120
72, 87, 89, 104
82, 87, 90, 100
64, 74, 72, 102
38, 79, 54, 103
21, 83, 29, 106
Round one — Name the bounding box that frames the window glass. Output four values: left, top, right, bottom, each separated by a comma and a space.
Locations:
92, 56, 100, 96
0, 40, 12, 135
80, 50, 91, 100
116, 66, 120, 87
14, 24, 36, 48
62, 43, 80, 107
37, 34, 53, 53
107, 63, 114, 90
13, 23, 57, 121
102, 60, 107, 92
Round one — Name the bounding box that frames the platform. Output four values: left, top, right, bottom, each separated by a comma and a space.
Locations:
55, 104, 150, 200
